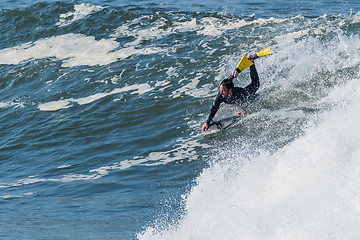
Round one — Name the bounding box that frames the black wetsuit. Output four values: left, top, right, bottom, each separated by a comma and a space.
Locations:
206, 64, 260, 125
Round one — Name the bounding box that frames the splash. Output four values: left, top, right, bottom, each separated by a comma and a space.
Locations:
138, 75, 360, 239
137, 14, 360, 240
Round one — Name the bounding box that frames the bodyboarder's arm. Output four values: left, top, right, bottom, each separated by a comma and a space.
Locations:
202, 94, 222, 131
244, 64, 260, 96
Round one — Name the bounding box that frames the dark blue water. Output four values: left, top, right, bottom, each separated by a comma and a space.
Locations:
1, 0, 358, 17
1, 0, 360, 239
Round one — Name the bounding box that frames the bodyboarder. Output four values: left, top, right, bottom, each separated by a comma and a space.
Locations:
202, 54, 260, 131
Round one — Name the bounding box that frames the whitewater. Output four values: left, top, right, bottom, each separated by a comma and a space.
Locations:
139, 11, 360, 240
140, 78, 360, 239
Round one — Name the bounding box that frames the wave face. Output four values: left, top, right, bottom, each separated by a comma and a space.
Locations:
1, 1, 360, 239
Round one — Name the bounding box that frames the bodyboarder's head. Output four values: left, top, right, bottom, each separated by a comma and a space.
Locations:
220, 78, 234, 98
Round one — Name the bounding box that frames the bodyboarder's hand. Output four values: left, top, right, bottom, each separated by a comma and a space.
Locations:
202, 122, 209, 131
233, 71, 239, 78
247, 54, 255, 62
233, 54, 255, 77
237, 110, 246, 117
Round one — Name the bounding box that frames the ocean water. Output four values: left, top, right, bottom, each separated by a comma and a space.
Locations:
1, 0, 360, 239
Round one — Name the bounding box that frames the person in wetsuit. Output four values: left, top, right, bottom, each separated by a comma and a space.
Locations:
202, 54, 260, 131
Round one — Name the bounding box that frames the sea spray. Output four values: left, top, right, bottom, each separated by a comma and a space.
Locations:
139, 78, 360, 239
138, 15, 360, 240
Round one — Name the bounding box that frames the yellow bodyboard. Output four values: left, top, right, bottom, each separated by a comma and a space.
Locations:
255, 47, 272, 58
235, 55, 254, 73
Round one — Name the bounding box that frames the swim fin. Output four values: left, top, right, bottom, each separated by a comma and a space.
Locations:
253, 47, 272, 59
235, 55, 254, 73
234, 47, 272, 73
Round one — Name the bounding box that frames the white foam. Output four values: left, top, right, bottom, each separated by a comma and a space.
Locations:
275, 29, 311, 44
90, 137, 210, 177
38, 99, 74, 111
0, 33, 165, 67
1, 192, 34, 199
171, 75, 213, 99
273, 14, 355, 45
0, 101, 24, 109
347, 11, 360, 24
0, 102, 12, 108
57, 165, 72, 169
38, 83, 153, 111
112, 15, 290, 46
56, 3, 106, 27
